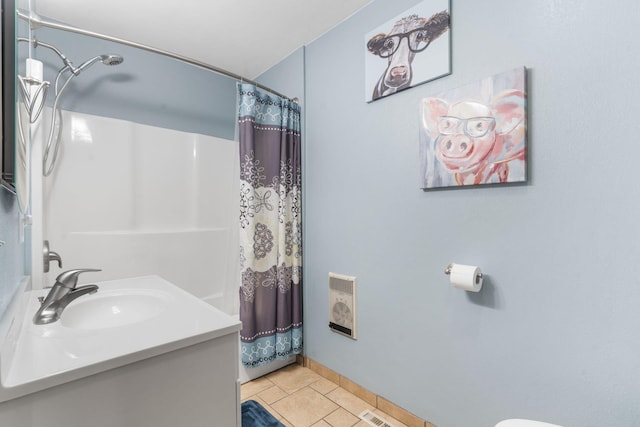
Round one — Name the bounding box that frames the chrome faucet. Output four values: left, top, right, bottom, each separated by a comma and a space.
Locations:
33, 268, 101, 325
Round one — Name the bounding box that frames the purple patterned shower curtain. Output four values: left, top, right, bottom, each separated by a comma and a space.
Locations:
237, 84, 303, 368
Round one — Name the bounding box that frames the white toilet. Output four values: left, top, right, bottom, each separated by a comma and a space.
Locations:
496, 419, 563, 427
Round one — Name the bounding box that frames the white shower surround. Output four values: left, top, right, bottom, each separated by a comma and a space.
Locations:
41, 111, 296, 383
42, 110, 240, 315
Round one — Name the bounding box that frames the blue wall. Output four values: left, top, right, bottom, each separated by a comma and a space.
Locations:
256, 48, 305, 105
298, 0, 640, 426
31, 27, 237, 140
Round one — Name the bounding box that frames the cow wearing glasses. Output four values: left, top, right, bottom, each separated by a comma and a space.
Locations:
367, 10, 449, 101
421, 90, 526, 186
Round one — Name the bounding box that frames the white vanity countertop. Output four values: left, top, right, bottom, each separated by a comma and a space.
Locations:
0, 275, 241, 402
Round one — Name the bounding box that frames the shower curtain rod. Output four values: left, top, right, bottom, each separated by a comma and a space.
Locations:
16, 9, 297, 102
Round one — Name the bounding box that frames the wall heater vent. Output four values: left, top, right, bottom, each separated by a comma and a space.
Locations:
359, 410, 396, 427
328, 272, 357, 339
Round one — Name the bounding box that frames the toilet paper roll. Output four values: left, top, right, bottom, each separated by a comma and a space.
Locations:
449, 263, 483, 292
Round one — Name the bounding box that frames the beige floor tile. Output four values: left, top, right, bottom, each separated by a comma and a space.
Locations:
258, 397, 292, 427
271, 387, 339, 427
258, 385, 289, 405
323, 407, 360, 427
325, 387, 376, 418
279, 420, 295, 427
309, 376, 340, 395
243, 364, 426, 427
241, 376, 274, 400
267, 363, 324, 394
247, 396, 278, 417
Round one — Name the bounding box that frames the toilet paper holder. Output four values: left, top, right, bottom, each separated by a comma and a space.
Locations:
444, 263, 483, 284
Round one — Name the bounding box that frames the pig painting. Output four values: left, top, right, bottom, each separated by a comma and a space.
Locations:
419, 67, 527, 189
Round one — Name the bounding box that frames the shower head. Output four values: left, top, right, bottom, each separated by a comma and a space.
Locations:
26, 41, 125, 177
74, 54, 124, 75
101, 54, 124, 66
17, 37, 124, 75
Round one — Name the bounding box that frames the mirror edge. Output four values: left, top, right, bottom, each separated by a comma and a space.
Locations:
1, 0, 16, 192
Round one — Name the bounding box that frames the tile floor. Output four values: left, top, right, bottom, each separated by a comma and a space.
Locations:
240, 363, 412, 427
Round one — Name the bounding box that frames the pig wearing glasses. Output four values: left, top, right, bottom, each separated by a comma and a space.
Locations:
421, 90, 526, 186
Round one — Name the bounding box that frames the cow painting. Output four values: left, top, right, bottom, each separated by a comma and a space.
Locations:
366, 9, 450, 101
419, 67, 527, 189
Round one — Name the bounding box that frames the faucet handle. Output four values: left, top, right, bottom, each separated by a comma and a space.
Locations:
56, 268, 102, 289
43, 240, 63, 273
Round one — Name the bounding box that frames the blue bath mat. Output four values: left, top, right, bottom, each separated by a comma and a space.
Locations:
241, 400, 284, 427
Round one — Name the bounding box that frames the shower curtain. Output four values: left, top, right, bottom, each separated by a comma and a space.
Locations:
237, 83, 302, 368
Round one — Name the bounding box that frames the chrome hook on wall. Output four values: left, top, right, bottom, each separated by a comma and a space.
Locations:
17, 74, 50, 123
444, 263, 453, 275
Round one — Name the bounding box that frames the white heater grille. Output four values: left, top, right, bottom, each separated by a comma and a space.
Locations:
328, 272, 357, 339
359, 410, 396, 427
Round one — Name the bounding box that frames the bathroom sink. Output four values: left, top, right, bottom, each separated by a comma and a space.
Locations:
2, 275, 241, 403
61, 289, 171, 330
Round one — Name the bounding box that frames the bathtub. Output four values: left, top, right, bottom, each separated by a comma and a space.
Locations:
0, 275, 242, 427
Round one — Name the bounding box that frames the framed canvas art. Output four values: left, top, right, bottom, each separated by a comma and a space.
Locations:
365, 0, 450, 103
419, 67, 527, 189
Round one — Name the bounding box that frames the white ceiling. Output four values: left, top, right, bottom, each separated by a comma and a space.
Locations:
32, 0, 372, 79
